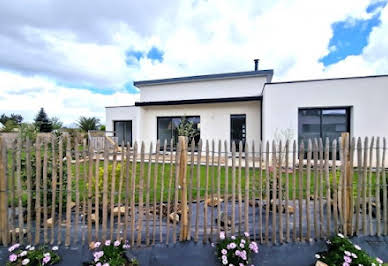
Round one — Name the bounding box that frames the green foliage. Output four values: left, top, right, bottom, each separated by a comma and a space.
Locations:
316, 234, 384, 266
6, 244, 61, 266
0, 113, 23, 126
34, 108, 53, 132
18, 123, 38, 142
77, 116, 100, 132
86, 240, 137, 266
176, 117, 199, 139
1, 120, 18, 132
215, 232, 258, 265
99, 125, 106, 131
50, 117, 63, 130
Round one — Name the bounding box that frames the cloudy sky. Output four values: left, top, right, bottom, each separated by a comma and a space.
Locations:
0, 0, 387, 126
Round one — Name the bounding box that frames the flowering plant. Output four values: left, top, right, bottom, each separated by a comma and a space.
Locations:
86, 240, 138, 266
315, 234, 384, 266
6, 243, 60, 266
214, 231, 258, 265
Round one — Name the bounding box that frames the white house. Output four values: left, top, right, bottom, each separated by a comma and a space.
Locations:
106, 62, 388, 151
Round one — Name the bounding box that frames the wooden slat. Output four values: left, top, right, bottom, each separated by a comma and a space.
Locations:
355, 137, 362, 235
195, 140, 202, 241
244, 142, 250, 235
265, 141, 270, 244
50, 137, 57, 245
26, 137, 32, 244
187, 140, 195, 240
278, 141, 283, 244
0, 137, 9, 246
223, 141, 229, 238
74, 138, 80, 244
271, 141, 277, 244
332, 139, 338, 234
238, 141, 243, 235
292, 141, 297, 242
10, 144, 15, 244
165, 139, 174, 244
203, 140, 210, 243
87, 141, 93, 244
109, 145, 118, 241
285, 140, 290, 242
34, 137, 41, 245
94, 150, 100, 241
121, 141, 128, 241
252, 141, 257, 241
159, 140, 167, 243
43, 139, 49, 244
137, 142, 145, 246
65, 136, 73, 246
16, 137, 23, 243
172, 140, 181, 243
145, 143, 152, 246
152, 141, 160, 245
349, 137, 355, 235
217, 140, 222, 238
339, 136, 345, 234
57, 137, 63, 245
298, 141, 304, 242
319, 138, 324, 238
231, 141, 236, 236
313, 139, 319, 239
305, 139, 311, 242
376, 137, 381, 236
382, 138, 387, 235
210, 140, 215, 241
324, 138, 331, 238
82, 139, 87, 244
362, 137, 368, 235
130, 142, 138, 245
259, 141, 263, 243
368, 137, 374, 235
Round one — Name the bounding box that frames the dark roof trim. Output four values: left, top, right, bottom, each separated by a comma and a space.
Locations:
134, 70, 274, 87
105, 105, 136, 108
135, 96, 262, 106
266, 74, 388, 86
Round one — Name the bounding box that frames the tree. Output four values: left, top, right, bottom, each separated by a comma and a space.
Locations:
176, 117, 200, 139
0, 120, 18, 132
50, 117, 63, 130
77, 116, 100, 132
0, 113, 23, 126
34, 108, 53, 132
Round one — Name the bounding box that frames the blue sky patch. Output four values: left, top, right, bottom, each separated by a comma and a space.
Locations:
147, 46, 164, 62
125, 49, 144, 65
125, 82, 140, 94
320, 1, 385, 67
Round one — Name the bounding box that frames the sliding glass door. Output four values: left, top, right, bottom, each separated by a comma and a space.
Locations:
231, 114, 246, 151
114, 120, 132, 146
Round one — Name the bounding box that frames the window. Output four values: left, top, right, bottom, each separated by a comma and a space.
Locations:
157, 116, 200, 150
298, 107, 350, 148
114, 120, 132, 146
231, 114, 246, 151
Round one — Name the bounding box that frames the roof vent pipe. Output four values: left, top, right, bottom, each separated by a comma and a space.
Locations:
254, 59, 259, 71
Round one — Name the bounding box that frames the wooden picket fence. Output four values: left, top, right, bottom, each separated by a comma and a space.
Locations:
0, 133, 387, 248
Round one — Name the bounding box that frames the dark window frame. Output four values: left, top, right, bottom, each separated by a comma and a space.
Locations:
230, 114, 247, 151
156, 116, 201, 150
113, 120, 133, 146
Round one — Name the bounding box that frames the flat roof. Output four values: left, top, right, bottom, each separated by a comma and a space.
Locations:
266, 73, 388, 86
133, 69, 273, 87
135, 96, 262, 106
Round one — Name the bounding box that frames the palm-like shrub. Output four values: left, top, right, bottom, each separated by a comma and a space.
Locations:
77, 116, 100, 132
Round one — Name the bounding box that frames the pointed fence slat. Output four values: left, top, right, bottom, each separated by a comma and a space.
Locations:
16, 137, 23, 244
355, 137, 362, 235
278, 141, 283, 244
376, 137, 381, 236
34, 137, 42, 245
382, 138, 387, 235
65, 136, 73, 246
319, 138, 324, 238
217, 140, 222, 239
368, 137, 375, 235
324, 138, 331, 238
252, 141, 257, 241
313, 139, 319, 239
259, 141, 263, 243
26, 137, 32, 244
224, 141, 229, 239
152, 141, 160, 245
195, 140, 202, 241
298, 142, 304, 242
57, 137, 63, 245
74, 138, 81, 244
210, 140, 215, 242
165, 139, 174, 244
145, 143, 152, 246
203, 140, 210, 243
285, 140, 290, 242
332, 140, 338, 234
87, 142, 93, 244
231, 141, 236, 236
244, 142, 249, 236
137, 142, 145, 246
306, 140, 312, 242
50, 137, 57, 245
130, 142, 138, 245
292, 141, 297, 242
265, 141, 270, 244
362, 137, 368, 235
159, 140, 167, 243
43, 139, 49, 244
238, 141, 243, 235
109, 146, 117, 241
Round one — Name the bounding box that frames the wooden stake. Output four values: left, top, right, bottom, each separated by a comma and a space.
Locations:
16, 137, 23, 243
74, 138, 80, 243
34, 137, 41, 245
159, 140, 167, 243
26, 137, 32, 244
57, 137, 63, 245
137, 142, 145, 246
65, 136, 73, 246
145, 143, 152, 245
194, 139, 202, 241
306, 139, 312, 242
244, 142, 250, 235
265, 141, 270, 244
203, 140, 209, 243
152, 141, 160, 244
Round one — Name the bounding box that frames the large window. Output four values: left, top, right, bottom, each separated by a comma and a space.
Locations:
298, 107, 350, 147
231, 114, 246, 151
157, 116, 200, 150
114, 120, 132, 146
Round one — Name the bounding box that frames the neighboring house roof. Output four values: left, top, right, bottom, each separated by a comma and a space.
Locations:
134, 96, 262, 106
133, 69, 274, 87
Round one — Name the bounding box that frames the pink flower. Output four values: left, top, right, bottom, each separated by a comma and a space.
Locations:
8, 244, 20, 252
9, 254, 17, 262
102, 263, 109, 266
240, 243, 245, 248
105, 240, 111, 246
222, 255, 227, 260
376, 258, 383, 264
221, 249, 227, 255
96, 263, 102, 266
123, 244, 131, 249
42, 256, 51, 264
229, 243, 237, 249
94, 241, 101, 248
244, 232, 249, 237
19, 251, 27, 257
344, 256, 352, 263
114, 240, 121, 247
235, 250, 241, 256
211, 243, 215, 247
344, 251, 351, 256
231, 236, 236, 240
220, 232, 225, 240
342, 263, 349, 266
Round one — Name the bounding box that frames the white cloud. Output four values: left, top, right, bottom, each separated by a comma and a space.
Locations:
0, 0, 387, 125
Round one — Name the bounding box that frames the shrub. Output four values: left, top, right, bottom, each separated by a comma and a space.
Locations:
86, 240, 138, 266
214, 231, 258, 265
6, 243, 60, 265
315, 234, 384, 266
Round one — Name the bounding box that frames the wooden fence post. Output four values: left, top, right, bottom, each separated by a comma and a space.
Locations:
178, 136, 189, 241
0, 136, 9, 246
341, 132, 352, 235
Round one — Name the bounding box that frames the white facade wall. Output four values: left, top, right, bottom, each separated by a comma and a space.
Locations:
139, 101, 261, 150
139, 76, 267, 102
105, 106, 140, 141
262, 76, 388, 143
